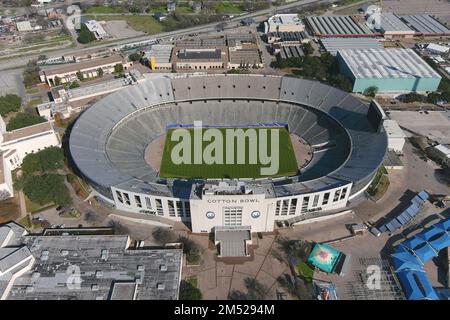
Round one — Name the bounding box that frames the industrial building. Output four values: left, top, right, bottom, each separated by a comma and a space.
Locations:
337, 48, 442, 93
0, 222, 183, 300
402, 15, 450, 36
266, 31, 310, 45
84, 20, 109, 40
39, 55, 131, 86
144, 45, 174, 71
306, 15, 376, 37
265, 14, 305, 33
320, 37, 382, 56
172, 47, 228, 71
377, 13, 415, 39
228, 48, 262, 69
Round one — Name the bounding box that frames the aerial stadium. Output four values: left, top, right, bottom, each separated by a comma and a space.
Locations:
69, 74, 388, 234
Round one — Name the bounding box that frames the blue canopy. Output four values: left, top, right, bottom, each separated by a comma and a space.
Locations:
434, 217, 450, 232
392, 247, 422, 266
414, 243, 438, 263
396, 270, 438, 300
417, 191, 429, 202
392, 257, 422, 272
401, 237, 424, 251
415, 226, 444, 242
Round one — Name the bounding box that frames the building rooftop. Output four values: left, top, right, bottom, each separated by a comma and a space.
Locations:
145, 44, 173, 64
1, 122, 54, 144
3, 230, 182, 300
338, 48, 441, 79
383, 119, 406, 139
215, 226, 251, 257
42, 55, 123, 77
402, 15, 450, 34
268, 14, 303, 27
320, 37, 382, 56
229, 48, 262, 65
379, 13, 413, 33
178, 48, 222, 60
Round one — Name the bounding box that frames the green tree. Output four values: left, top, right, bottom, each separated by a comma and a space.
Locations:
76, 71, 84, 81
97, 68, 104, 77
54, 76, 62, 86
179, 280, 202, 300
18, 174, 71, 207
77, 23, 96, 44
23, 63, 41, 88
0, 94, 21, 116
401, 92, 425, 103
128, 52, 142, 62
21, 146, 65, 175
302, 42, 314, 55
6, 112, 46, 131
69, 81, 80, 89
114, 63, 124, 73
364, 86, 378, 97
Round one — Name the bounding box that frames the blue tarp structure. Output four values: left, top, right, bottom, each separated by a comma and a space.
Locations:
378, 191, 428, 234
391, 216, 450, 300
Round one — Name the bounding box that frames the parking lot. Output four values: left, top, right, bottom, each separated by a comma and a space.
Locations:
388, 110, 450, 144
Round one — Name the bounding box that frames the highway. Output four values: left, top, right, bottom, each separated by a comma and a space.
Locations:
0, 0, 336, 71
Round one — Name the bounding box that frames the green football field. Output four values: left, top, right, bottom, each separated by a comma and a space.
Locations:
159, 126, 299, 179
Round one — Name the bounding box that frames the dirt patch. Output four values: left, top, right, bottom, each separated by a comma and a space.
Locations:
144, 134, 166, 172
290, 134, 313, 169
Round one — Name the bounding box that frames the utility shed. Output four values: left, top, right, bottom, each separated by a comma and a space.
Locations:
337, 48, 442, 93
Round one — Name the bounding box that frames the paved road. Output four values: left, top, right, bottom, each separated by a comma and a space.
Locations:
0, 0, 336, 72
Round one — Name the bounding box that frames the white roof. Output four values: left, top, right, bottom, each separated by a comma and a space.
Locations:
146, 45, 173, 64
268, 14, 303, 27
383, 120, 406, 139
338, 48, 442, 79
379, 13, 414, 33
16, 21, 33, 32
435, 144, 450, 157
427, 43, 450, 53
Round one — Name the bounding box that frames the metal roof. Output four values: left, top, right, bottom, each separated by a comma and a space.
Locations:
402, 15, 450, 34
321, 37, 382, 56
306, 15, 374, 36
338, 48, 441, 79
379, 13, 413, 33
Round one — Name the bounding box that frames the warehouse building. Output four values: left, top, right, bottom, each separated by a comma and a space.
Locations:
173, 47, 228, 71
337, 48, 442, 93
306, 15, 376, 37
320, 37, 382, 56
377, 13, 415, 39
39, 55, 130, 86
266, 31, 309, 45
144, 45, 174, 71
402, 15, 450, 36
265, 14, 305, 33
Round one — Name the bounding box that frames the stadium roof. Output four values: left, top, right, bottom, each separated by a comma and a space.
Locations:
321, 37, 382, 56
402, 15, 450, 34
69, 74, 387, 199
338, 48, 441, 79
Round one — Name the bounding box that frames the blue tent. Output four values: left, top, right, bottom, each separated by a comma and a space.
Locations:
428, 232, 450, 252
434, 217, 450, 231
401, 237, 424, 251
392, 257, 422, 272
414, 243, 438, 263
392, 247, 422, 266
418, 191, 429, 202
396, 270, 438, 300
415, 226, 443, 242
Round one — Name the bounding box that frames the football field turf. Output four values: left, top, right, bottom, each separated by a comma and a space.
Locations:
159, 126, 298, 179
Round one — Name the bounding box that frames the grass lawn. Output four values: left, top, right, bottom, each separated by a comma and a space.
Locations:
28, 97, 43, 107
176, 5, 194, 13
83, 15, 163, 34
186, 276, 198, 287
19, 215, 32, 229
297, 261, 314, 282
159, 126, 298, 179
215, 2, 243, 14
26, 87, 39, 95
24, 195, 55, 214
84, 5, 126, 14
0, 195, 20, 223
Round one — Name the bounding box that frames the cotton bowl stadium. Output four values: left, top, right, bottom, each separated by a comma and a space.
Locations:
69, 74, 388, 234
